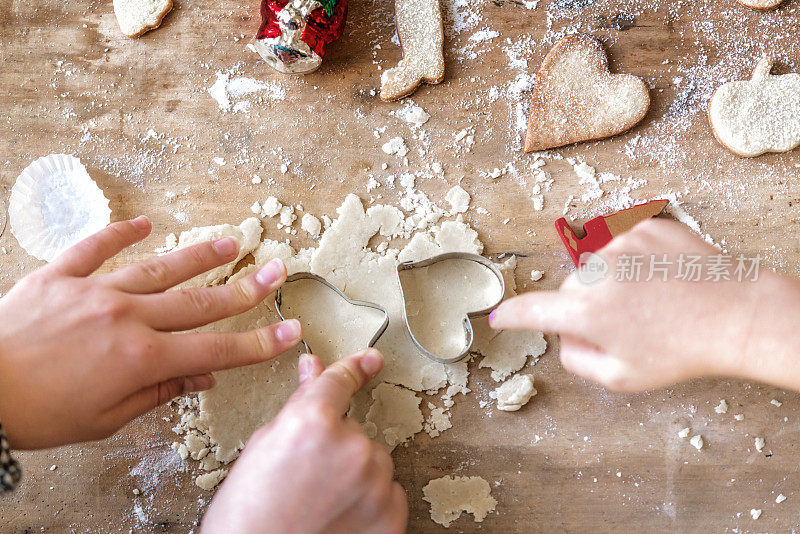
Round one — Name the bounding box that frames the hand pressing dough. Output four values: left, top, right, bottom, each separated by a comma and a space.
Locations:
423, 475, 497, 527
113, 0, 173, 38
524, 33, 650, 152
380, 0, 445, 101
363, 383, 424, 451
708, 57, 800, 157
175, 218, 262, 287
180, 195, 545, 474
399, 257, 503, 361
490, 374, 536, 411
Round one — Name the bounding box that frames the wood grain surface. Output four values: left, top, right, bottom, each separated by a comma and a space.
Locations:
1, 0, 800, 531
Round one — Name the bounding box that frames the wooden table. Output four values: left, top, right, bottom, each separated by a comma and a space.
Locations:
2, 0, 800, 531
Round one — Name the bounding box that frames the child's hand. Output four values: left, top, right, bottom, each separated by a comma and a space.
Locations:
490, 218, 800, 392
0, 217, 302, 449
202, 349, 407, 534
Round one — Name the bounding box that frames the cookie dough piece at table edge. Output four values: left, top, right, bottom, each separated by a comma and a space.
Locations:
736, 0, 786, 10
379, 0, 445, 102
113, 0, 173, 38
708, 57, 800, 158
524, 33, 650, 153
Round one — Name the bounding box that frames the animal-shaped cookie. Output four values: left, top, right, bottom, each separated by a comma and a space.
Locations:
524, 33, 650, 153
737, 0, 786, 10
380, 0, 445, 102
113, 0, 173, 38
708, 57, 800, 157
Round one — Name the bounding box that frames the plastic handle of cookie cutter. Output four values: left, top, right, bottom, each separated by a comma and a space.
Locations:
274, 272, 390, 355
396, 252, 505, 365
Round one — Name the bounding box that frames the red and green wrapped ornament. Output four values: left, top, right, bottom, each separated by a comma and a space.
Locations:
254, 0, 347, 74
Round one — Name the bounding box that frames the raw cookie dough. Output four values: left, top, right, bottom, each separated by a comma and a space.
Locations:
708, 57, 800, 157
423, 475, 497, 527
175, 217, 262, 287
490, 374, 537, 411
363, 383, 424, 451
399, 256, 503, 360
176, 195, 545, 478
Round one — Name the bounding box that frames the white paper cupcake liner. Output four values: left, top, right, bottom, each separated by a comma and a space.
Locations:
9, 154, 111, 262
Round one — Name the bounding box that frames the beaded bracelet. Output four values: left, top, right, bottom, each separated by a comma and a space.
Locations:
0, 421, 21, 493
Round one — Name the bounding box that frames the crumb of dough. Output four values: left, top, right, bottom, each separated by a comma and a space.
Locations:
155, 232, 178, 254
250, 201, 261, 215
530, 269, 543, 281
771, 399, 783, 407
364, 383, 424, 451
689, 435, 704, 450
423, 475, 497, 527
424, 407, 452, 438
755, 437, 765, 452
714, 399, 728, 414
678, 428, 691, 439
445, 185, 470, 214
750, 508, 762, 520
776, 494, 787, 503
489, 374, 536, 411
261, 196, 282, 218
132, 488, 141, 495
278, 205, 296, 227
195, 469, 228, 491
397, 103, 430, 128
382, 136, 408, 157
301, 213, 322, 237
734, 414, 745, 421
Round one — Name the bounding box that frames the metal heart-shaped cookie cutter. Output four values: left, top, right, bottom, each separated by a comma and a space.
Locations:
275, 273, 389, 354
397, 252, 505, 365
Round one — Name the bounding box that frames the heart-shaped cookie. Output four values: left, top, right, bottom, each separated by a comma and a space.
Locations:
708, 57, 800, 157
524, 33, 650, 152
397, 253, 505, 364
275, 273, 389, 359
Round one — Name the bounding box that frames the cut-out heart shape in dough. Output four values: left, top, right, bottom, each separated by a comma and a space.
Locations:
524, 33, 650, 152
398, 253, 505, 364
708, 57, 800, 158
737, 0, 786, 10
275, 273, 389, 358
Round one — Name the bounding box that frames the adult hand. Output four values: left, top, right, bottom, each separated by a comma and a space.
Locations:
0, 217, 302, 449
202, 349, 408, 534
491, 218, 800, 392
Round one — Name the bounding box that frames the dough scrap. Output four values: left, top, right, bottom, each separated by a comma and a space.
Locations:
736, 0, 785, 9
364, 383, 424, 451
175, 218, 262, 287
524, 33, 650, 152
708, 57, 800, 157
490, 374, 537, 411
113, 0, 173, 38
423, 475, 497, 527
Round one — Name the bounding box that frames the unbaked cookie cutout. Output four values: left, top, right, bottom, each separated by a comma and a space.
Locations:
708, 57, 800, 157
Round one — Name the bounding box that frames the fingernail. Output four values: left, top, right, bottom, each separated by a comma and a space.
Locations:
132, 216, 150, 230
488, 309, 497, 323
256, 259, 285, 286
298, 353, 313, 383
359, 349, 384, 377
276, 319, 301, 343
185, 375, 215, 393
212, 237, 238, 256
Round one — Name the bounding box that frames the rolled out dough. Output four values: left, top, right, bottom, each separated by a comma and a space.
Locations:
423, 475, 497, 527
175, 195, 546, 483
399, 257, 503, 360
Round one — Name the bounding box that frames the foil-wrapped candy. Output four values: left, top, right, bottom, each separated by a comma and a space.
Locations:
254, 0, 348, 74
